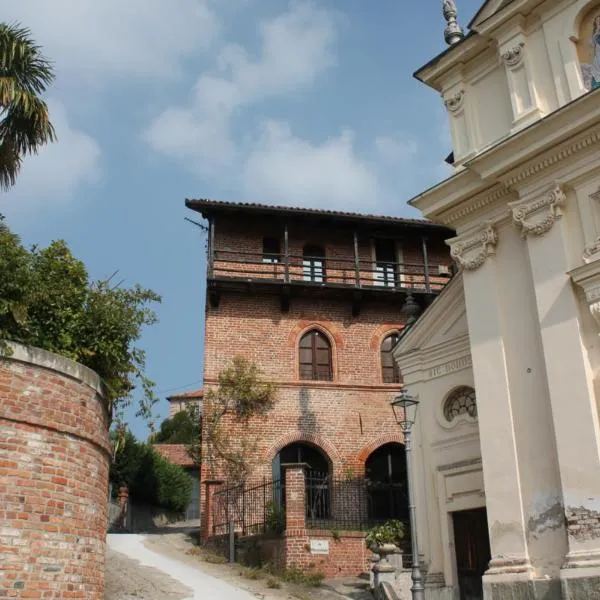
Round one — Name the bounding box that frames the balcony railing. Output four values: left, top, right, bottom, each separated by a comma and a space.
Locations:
209, 249, 452, 293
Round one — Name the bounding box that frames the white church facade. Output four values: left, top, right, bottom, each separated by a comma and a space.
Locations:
395, 0, 600, 598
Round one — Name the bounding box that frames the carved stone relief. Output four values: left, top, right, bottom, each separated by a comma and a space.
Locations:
583, 187, 600, 263
511, 184, 567, 239
447, 222, 498, 271
443, 89, 465, 113
501, 42, 525, 69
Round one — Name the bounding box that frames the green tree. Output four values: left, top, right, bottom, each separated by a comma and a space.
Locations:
155, 409, 199, 444
0, 23, 56, 191
204, 356, 276, 482
0, 218, 161, 423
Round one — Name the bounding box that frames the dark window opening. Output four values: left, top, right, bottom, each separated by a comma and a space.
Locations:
273, 442, 330, 520
303, 244, 326, 282
374, 239, 397, 287
299, 330, 333, 381
365, 442, 408, 522
262, 237, 281, 263
381, 333, 402, 384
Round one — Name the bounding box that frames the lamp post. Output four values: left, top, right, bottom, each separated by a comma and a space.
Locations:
391, 389, 425, 600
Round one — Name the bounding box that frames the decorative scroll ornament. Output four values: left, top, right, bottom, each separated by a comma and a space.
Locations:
511, 184, 567, 239
443, 0, 465, 46
443, 90, 465, 112
583, 239, 600, 263
501, 42, 525, 68
447, 221, 498, 271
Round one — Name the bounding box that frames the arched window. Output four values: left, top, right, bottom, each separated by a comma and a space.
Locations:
443, 386, 477, 422
299, 330, 332, 381
302, 244, 326, 282
381, 333, 402, 383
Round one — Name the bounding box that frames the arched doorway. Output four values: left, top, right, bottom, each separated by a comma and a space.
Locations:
272, 442, 331, 520
365, 442, 409, 522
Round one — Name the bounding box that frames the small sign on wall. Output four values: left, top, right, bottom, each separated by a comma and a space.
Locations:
309, 540, 329, 555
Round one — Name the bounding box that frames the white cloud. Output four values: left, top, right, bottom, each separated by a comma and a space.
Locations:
243, 120, 379, 208
1, 100, 101, 210
144, 1, 336, 173
2, 0, 220, 81
375, 135, 418, 165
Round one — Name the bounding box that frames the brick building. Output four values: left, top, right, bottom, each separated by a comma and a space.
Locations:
166, 388, 204, 418
187, 199, 454, 538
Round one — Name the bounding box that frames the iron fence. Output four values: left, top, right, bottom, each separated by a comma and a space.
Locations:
305, 472, 409, 531
212, 478, 282, 536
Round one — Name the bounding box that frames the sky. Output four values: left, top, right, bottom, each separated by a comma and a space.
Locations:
1, 0, 483, 439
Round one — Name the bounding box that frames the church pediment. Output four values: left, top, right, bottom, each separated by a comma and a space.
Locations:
395, 274, 468, 355
468, 0, 513, 30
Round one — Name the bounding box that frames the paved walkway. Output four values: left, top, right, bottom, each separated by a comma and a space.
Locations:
107, 534, 257, 600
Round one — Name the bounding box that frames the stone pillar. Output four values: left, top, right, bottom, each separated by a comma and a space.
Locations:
200, 479, 223, 542
512, 186, 600, 597
451, 223, 532, 576
449, 220, 566, 598
118, 486, 129, 530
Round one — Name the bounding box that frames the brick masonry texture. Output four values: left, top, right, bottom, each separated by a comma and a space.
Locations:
0, 344, 111, 600
201, 218, 453, 547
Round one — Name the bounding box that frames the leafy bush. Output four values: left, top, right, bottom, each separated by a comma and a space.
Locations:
0, 219, 160, 419
110, 431, 192, 513
265, 501, 285, 534
365, 519, 405, 547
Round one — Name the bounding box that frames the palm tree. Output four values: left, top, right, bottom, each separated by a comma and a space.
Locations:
0, 23, 56, 191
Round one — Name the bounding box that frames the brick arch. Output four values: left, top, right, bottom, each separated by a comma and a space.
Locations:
286, 320, 344, 350
356, 433, 405, 466
264, 431, 342, 466
369, 323, 405, 351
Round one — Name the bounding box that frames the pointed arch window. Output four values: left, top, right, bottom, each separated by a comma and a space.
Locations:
299, 330, 332, 381
381, 332, 402, 384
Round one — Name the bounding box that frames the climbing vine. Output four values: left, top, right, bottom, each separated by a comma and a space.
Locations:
204, 356, 276, 482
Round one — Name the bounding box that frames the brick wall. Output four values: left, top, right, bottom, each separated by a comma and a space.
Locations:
0, 343, 110, 600
201, 217, 453, 541
202, 292, 409, 482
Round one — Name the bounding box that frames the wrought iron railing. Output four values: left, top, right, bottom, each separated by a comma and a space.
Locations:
212, 478, 283, 536
209, 249, 452, 293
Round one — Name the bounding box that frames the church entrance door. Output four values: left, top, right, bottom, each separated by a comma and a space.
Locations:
452, 507, 491, 600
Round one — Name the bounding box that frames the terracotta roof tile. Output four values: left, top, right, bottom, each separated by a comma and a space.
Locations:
167, 388, 204, 401
185, 198, 452, 230
153, 444, 196, 468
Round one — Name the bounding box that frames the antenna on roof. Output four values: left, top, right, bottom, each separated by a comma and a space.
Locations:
443, 0, 465, 46
184, 217, 208, 232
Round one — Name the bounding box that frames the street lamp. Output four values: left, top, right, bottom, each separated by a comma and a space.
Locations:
391, 389, 425, 600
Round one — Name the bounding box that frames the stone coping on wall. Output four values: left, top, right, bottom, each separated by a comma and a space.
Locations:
3, 340, 107, 409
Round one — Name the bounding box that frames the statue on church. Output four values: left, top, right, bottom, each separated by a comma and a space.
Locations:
443, 0, 465, 46
579, 12, 600, 91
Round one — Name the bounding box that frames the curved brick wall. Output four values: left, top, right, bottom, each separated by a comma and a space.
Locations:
0, 342, 111, 599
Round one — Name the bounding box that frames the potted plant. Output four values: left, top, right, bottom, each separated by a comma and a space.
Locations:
365, 520, 405, 563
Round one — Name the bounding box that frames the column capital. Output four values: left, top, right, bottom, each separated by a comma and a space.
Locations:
446, 221, 498, 271
510, 183, 567, 239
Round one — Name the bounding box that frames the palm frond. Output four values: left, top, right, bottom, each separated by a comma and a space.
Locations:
0, 22, 56, 191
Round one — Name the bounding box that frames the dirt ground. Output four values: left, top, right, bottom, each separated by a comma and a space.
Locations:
105, 527, 372, 600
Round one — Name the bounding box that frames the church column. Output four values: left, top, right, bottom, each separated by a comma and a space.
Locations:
511, 184, 600, 594
448, 222, 535, 582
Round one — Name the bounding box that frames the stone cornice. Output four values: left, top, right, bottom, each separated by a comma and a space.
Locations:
501, 126, 600, 189
447, 221, 498, 271
409, 89, 600, 226
436, 183, 515, 227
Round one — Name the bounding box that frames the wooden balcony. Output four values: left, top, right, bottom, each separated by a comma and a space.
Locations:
207, 249, 453, 314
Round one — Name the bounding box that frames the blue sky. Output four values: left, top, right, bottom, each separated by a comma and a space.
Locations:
1, 0, 482, 439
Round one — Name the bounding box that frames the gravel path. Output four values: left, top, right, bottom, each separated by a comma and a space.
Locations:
106, 534, 258, 600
